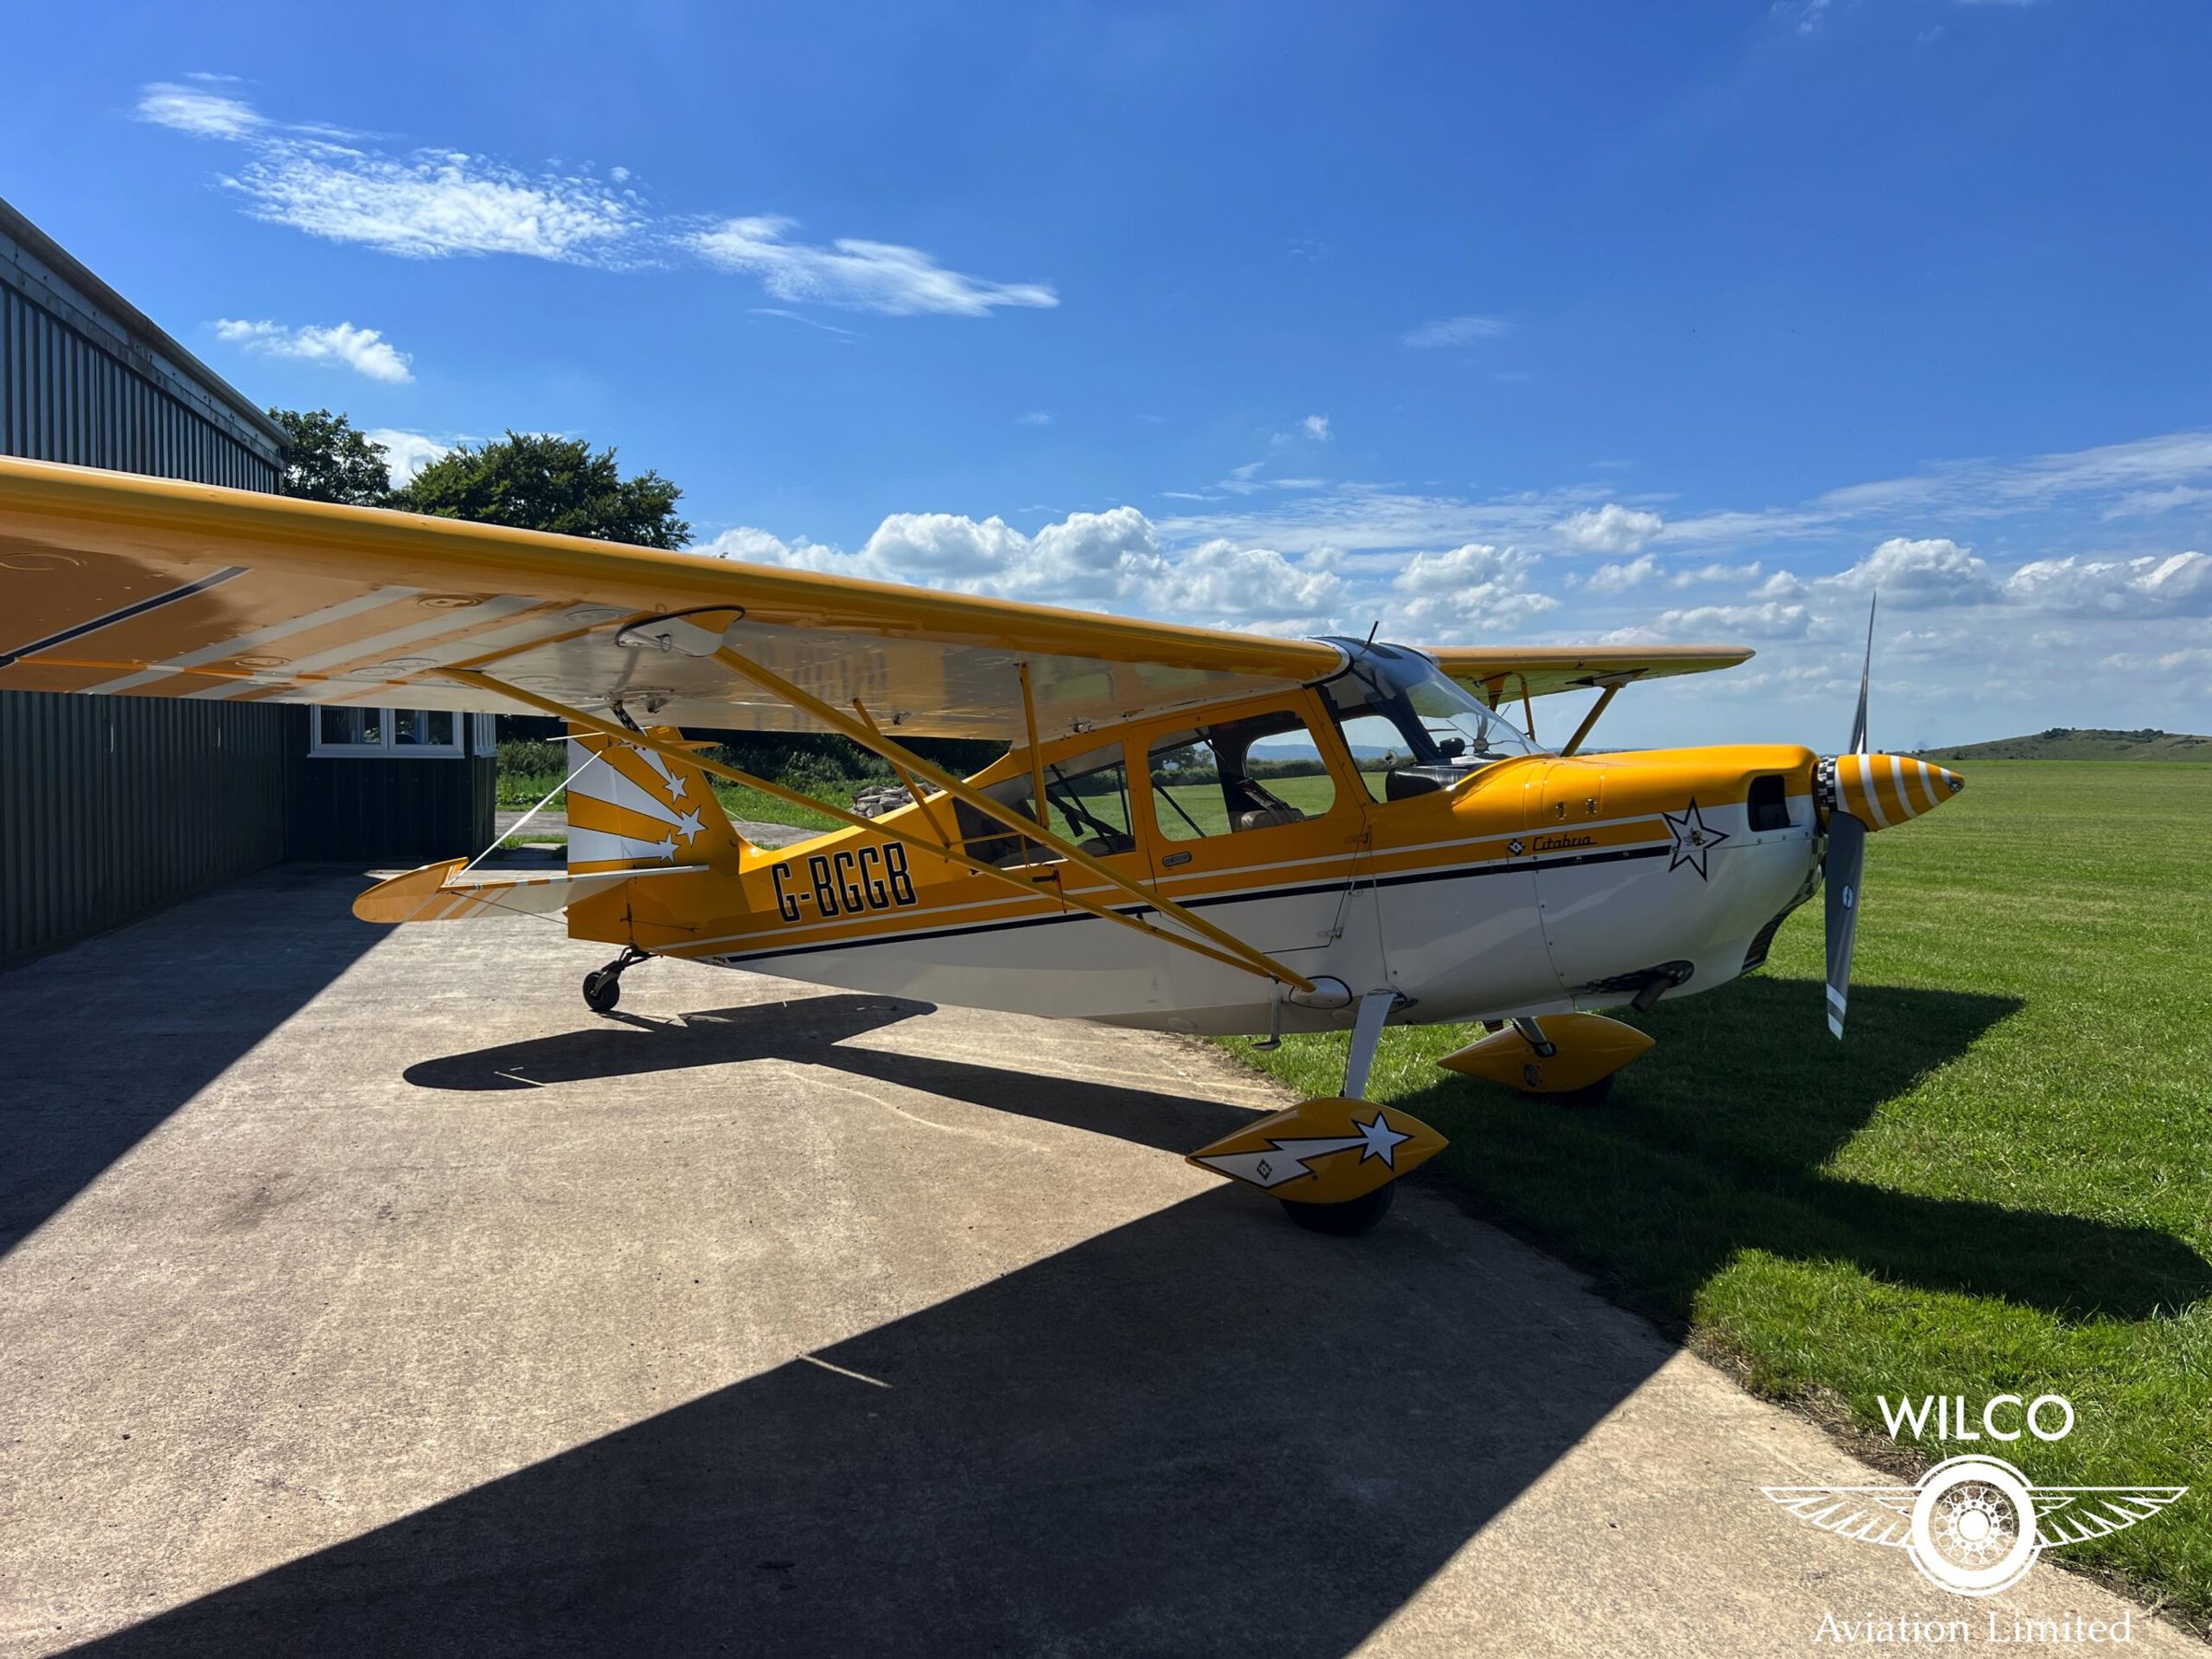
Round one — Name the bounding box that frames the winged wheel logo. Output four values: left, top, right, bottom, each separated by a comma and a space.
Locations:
1763, 1454, 2185, 1596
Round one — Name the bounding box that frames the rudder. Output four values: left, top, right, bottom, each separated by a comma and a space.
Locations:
566, 723, 747, 873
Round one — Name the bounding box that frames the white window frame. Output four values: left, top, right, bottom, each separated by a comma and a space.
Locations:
309, 706, 465, 759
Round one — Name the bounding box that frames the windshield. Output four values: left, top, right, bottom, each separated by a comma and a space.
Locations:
1315, 639, 1544, 798
1399, 669, 1544, 763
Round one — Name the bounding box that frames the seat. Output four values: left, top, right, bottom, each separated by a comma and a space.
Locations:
1234, 805, 1306, 831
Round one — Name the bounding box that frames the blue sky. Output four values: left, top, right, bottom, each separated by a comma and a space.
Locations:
6, 1, 2209, 747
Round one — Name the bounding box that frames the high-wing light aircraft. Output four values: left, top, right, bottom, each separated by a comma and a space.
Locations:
0, 458, 1962, 1232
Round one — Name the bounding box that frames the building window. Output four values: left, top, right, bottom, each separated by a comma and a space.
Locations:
310, 706, 463, 758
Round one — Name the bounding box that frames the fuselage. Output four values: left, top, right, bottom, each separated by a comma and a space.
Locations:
567, 645, 1830, 1037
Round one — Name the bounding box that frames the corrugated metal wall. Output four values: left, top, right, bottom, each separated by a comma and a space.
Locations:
290, 719, 498, 863
1, 287, 276, 488
2, 197, 501, 968
1, 196, 295, 968
0, 696, 298, 965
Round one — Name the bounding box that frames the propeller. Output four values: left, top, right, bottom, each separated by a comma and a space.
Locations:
1824, 597, 1876, 1040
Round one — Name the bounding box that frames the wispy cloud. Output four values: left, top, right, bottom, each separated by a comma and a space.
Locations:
135, 78, 1055, 317
689, 216, 1056, 317
1773, 0, 1831, 35
749, 307, 860, 340
135, 80, 267, 140
1016, 411, 1054, 427
1403, 314, 1510, 349
213, 318, 413, 382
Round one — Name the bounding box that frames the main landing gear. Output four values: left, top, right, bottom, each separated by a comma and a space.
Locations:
582, 947, 650, 1014
1186, 988, 1449, 1238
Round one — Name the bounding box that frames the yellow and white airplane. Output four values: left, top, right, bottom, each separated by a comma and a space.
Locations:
0, 457, 1963, 1232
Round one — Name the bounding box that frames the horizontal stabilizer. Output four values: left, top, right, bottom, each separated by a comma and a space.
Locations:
353, 859, 709, 924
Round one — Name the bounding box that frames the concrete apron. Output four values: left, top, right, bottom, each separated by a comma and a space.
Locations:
0, 869, 2183, 1656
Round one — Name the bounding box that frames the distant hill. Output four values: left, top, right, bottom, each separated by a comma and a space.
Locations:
1917, 727, 2212, 762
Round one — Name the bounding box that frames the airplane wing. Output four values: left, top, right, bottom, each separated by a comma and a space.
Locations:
0, 457, 1752, 741
0, 458, 1338, 742
1426, 644, 1755, 705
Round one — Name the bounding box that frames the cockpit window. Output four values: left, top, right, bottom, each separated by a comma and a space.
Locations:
1147, 708, 1337, 842
1317, 640, 1543, 803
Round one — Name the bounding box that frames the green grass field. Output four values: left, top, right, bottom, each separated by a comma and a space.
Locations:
1231, 760, 2212, 1619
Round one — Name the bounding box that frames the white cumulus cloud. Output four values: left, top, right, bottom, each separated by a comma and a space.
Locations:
215, 318, 413, 382
698, 506, 1338, 629
1581, 555, 1659, 594
2003, 550, 2210, 616
365, 428, 452, 483
1390, 542, 1560, 638
1558, 502, 1665, 555
1825, 536, 1997, 604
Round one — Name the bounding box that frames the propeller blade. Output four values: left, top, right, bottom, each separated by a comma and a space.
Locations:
1824, 810, 1867, 1040
1846, 594, 1876, 756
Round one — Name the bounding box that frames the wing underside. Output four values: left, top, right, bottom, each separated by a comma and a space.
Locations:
1, 457, 1752, 741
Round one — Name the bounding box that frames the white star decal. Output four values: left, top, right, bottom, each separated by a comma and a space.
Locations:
635, 745, 689, 800
1354, 1112, 1411, 1167
676, 806, 706, 843
1662, 799, 1730, 881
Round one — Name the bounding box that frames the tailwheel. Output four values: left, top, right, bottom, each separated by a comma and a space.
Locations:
1279, 1182, 1396, 1237
582, 947, 649, 1015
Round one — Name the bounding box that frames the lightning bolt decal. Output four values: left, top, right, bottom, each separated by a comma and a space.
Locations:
1193, 1112, 1413, 1189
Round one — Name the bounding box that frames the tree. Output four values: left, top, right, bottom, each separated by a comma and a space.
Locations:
268, 407, 393, 505
394, 431, 689, 548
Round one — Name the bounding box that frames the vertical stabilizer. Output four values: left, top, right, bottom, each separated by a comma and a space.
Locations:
565, 723, 747, 873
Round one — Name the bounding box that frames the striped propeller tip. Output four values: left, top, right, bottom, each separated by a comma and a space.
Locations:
1826, 753, 1965, 831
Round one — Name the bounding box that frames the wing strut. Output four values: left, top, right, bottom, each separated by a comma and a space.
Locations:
441, 666, 1317, 994
697, 641, 1315, 990
1559, 676, 1634, 758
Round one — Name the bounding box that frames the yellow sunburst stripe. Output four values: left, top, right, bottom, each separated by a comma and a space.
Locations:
569, 796, 686, 843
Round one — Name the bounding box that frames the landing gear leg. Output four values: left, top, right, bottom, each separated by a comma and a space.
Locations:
1342, 987, 1398, 1098
582, 947, 649, 1014
1275, 988, 1411, 1236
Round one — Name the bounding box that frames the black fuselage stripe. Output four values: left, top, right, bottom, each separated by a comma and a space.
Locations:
703, 843, 1671, 967
0, 566, 250, 669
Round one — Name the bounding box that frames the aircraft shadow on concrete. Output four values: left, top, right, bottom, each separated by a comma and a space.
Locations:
413, 978, 2212, 1324
406, 994, 1258, 1153
72, 1107, 1666, 1656
0, 866, 382, 1257
66, 988, 2208, 1652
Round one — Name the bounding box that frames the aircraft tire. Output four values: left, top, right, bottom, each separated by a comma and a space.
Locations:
582, 970, 621, 1014
1279, 1182, 1395, 1236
